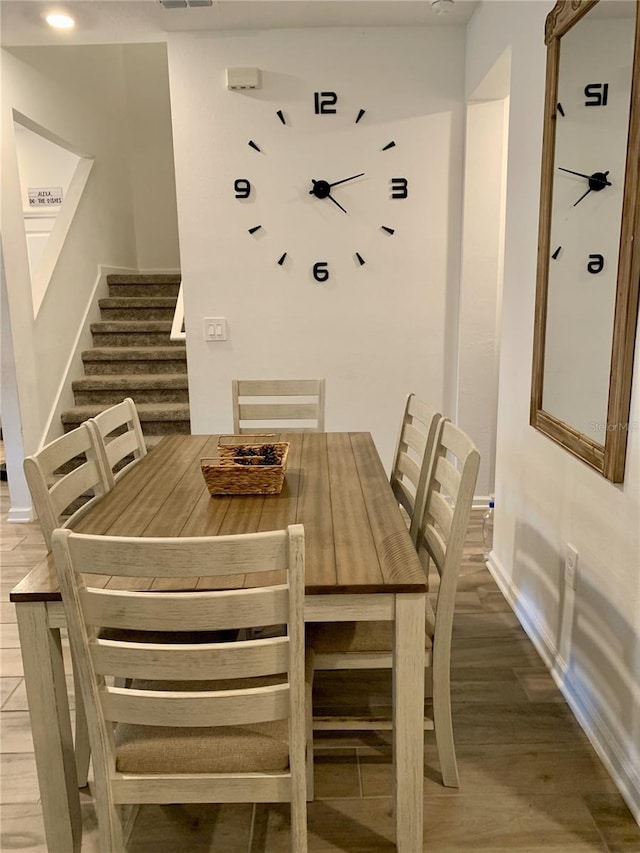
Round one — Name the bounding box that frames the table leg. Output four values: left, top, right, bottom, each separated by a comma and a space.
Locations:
16, 601, 82, 853
393, 592, 425, 852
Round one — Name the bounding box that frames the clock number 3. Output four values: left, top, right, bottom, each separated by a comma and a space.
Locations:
313, 262, 329, 282
391, 178, 408, 199
314, 91, 337, 114
587, 254, 604, 274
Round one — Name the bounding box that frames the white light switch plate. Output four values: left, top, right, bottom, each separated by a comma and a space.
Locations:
204, 317, 228, 341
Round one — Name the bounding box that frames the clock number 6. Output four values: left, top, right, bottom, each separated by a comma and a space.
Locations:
313, 262, 329, 282
587, 254, 604, 274
234, 179, 251, 199
314, 91, 337, 114
391, 178, 408, 199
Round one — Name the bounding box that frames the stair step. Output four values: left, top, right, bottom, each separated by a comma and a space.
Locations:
99, 297, 177, 321
90, 320, 182, 348
82, 347, 187, 375
72, 374, 189, 405
107, 274, 180, 298
62, 402, 191, 436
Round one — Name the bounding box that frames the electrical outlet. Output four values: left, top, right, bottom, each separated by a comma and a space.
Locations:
564, 544, 578, 590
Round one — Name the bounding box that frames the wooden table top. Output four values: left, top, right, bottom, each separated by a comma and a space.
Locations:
10, 432, 427, 602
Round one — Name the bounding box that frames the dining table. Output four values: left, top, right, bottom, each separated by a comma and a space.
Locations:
10, 431, 427, 852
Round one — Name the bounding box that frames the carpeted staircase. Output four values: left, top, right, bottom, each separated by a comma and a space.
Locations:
61, 274, 191, 447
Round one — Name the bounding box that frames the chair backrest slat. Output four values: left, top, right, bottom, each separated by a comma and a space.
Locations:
417, 420, 480, 627
232, 378, 325, 433
101, 683, 290, 728
91, 636, 290, 681
389, 394, 441, 544
23, 423, 108, 550
90, 398, 147, 487
81, 586, 289, 632
70, 529, 289, 577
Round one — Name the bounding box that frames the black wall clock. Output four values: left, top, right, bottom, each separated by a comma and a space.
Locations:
231, 89, 411, 282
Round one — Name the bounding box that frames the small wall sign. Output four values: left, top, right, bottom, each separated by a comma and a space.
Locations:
28, 187, 63, 207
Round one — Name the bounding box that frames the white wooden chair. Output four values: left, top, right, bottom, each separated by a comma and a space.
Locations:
390, 394, 441, 545
308, 420, 480, 788
23, 423, 109, 551
232, 379, 325, 433
52, 525, 311, 853
90, 397, 147, 488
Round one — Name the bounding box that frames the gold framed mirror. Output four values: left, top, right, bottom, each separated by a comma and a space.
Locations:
530, 0, 640, 482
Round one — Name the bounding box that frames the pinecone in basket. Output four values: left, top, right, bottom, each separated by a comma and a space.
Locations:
260, 444, 280, 465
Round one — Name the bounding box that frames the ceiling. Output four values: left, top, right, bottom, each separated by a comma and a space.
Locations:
0, 1, 479, 47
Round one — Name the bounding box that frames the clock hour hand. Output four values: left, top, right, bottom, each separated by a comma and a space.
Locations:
573, 170, 611, 207
326, 193, 348, 214
328, 172, 365, 188
309, 178, 348, 213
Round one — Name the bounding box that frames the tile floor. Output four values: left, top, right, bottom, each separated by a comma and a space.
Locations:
1, 483, 639, 851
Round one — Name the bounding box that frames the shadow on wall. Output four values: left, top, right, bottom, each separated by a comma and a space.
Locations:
509, 517, 639, 804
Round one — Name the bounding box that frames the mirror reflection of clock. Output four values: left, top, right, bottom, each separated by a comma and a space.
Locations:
542, 7, 635, 434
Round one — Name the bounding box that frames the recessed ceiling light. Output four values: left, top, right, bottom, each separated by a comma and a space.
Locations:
431, 0, 454, 14
45, 12, 75, 30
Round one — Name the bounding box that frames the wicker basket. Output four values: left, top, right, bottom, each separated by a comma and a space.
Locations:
201, 435, 290, 496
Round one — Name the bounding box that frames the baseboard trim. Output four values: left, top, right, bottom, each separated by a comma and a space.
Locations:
7, 506, 34, 523
487, 550, 640, 826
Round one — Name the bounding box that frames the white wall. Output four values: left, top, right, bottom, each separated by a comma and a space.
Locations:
1, 43, 181, 519
466, 0, 640, 821
457, 95, 508, 498
123, 43, 180, 272
1, 46, 138, 458
168, 26, 466, 469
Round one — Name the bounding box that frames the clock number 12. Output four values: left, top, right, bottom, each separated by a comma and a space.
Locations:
314, 91, 337, 114
584, 82, 609, 107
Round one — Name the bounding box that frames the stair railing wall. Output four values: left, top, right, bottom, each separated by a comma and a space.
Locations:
170, 282, 186, 342
38, 265, 138, 449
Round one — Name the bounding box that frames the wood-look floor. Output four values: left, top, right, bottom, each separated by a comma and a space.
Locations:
1, 484, 639, 852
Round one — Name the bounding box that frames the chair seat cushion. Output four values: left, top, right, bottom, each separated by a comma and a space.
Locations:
115, 716, 290, 774
306, 600, 435, 654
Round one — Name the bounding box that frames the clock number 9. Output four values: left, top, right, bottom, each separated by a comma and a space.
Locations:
313, 262, 329, 282
587, 254, 604, 274
314, 91, 337, 114
391, 178, 408, 199
234, 179, 251, 199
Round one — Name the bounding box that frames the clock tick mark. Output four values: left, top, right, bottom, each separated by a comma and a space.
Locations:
276, 110, 286, 125
382, 141, 396, 151
356, 253, 366, 266
381, 226, 395, 235
355, 108, 366, 124
552, 246, 562, 259
557, 102, 565, 117
277, 252, 287, 266
248, 140, 262, 152
248, 225, 262, 234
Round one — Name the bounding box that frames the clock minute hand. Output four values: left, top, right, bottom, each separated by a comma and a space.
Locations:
559, 167, 612, 187
328, 172, 365, 188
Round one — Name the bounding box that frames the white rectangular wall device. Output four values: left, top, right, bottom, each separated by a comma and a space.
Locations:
226, 68, 262, 90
